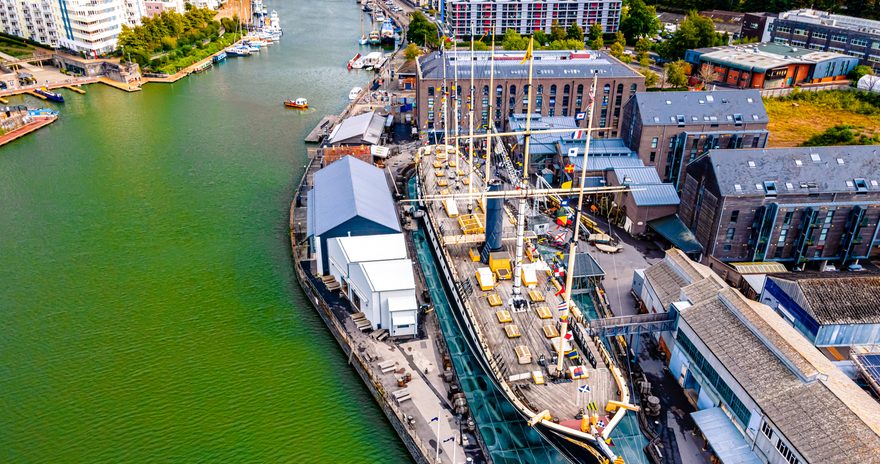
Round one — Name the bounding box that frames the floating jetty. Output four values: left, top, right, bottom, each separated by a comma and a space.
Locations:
0, 113, 58, 147
64, 85, 86, 94
26, 90, 47, 100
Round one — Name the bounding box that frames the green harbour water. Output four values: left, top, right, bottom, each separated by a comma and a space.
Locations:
0, 1, 412, 462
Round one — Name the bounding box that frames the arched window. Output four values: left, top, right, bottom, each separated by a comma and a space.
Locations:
563, 84, 570, 95
550, 84, 557, 95
537, 84, 544, 94
577, 84, 584, 95
617, 83, 623, 94
510, 85, 516, 96
496, 85, 503, 95
630, 83, 637, 93
604, 84, 610, 94
483, 85, 489, 96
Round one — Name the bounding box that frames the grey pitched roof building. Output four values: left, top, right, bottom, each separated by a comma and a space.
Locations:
308, 156, 400, 237
702, 145, 880, 197
630, 90, 768, 127
638, 250, 880, 464
765, 273, 880, 325
418, 49, 642, 81
326, 111, 386, 146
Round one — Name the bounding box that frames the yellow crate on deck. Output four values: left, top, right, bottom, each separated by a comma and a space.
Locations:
535, 305, 552, 319
476, 267, 495, 291
469, 248, 481, 262
458, 214, 484, 234
496, 310, 512, 323
504, 325, 521, 338
487, 293, 503, 306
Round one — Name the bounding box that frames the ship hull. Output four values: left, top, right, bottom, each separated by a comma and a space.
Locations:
414, 175, 608, 464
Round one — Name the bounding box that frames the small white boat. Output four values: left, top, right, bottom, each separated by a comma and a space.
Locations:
348, 87, 363, 100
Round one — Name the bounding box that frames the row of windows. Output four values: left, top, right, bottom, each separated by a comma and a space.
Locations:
676, 330, 752, 426
775, 437, 801, 464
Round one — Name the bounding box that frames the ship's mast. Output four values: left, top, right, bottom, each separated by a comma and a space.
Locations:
453, 36, 461, 170
511, 37, 535, 304
485, 25, 495, 182
467, 24, 475, 211
441, 38, 448, 146
556, 71, 599, 374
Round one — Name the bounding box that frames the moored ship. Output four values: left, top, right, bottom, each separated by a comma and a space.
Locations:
410, 36, 637, 464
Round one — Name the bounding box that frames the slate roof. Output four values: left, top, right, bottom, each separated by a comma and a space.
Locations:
631, 90, 768, 127
680, 288, 880, 464
326, 111, 385, 146
558, 138, 637, 158
644, 260, 692, 309
704, 145, 880, 197
308, 156, 401, 237
417, 49, 642, 81
768, 273, 880, 325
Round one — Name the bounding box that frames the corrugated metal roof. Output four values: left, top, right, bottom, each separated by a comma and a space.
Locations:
613, 166, 663, 185
633, 90, 768, 127
309, 156, 401, 237
730, 262, 788, 274
690, 408, 763, 464
509, 114, 579, 156
558, 138, 636, 157
705, 145, 880, 197
326, 111, 385, 145
570, 153, 645, 171
630, 183, 680, 206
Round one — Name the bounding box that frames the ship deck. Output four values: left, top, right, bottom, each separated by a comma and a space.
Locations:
417, 145, 620, 429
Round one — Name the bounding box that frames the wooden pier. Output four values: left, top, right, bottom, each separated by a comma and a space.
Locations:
304, 115, 338, 143
26, 90, 47, 100
64, 85, 86, 94
97, 77, 141, 92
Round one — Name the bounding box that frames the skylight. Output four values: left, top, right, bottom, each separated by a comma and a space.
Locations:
764, 181, 778, 196
786, 182, 794, 190
836, 158, 844, 165
748, 161, 756, 168
795, 159, 803, 166
734, 184, 743, 192
810, 153, 821, 162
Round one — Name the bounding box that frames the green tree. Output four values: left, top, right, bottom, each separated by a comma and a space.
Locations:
613, 31, 626, 46
610, 41, 625, 58
404, 43, 422, 61
550, 20, 567, 42
638, 53, 650, 67
848, 65, 875, 82
566, 23, 584, 42
644, 69, 659, 87
502, 28, 527, 50
533, 30, 549, 46
634, 37, 652, 54
620, 0, 660, 42
588, 23, 603, 42
407, 11, 439, 48
659, 11, 722, 60
665, 60, 691, 87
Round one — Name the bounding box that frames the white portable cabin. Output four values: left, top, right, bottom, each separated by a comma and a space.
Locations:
326, 233, 408, 287
346, 258, 418, 337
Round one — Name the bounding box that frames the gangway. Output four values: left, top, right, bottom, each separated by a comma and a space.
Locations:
585, 312, 676, 338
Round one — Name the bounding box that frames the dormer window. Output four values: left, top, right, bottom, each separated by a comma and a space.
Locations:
764, 181, 778, 196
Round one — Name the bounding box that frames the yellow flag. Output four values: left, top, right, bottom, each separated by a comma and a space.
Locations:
520, 37, 533, 64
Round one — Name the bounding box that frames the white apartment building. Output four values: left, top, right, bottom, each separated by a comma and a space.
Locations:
0, 0, 144, 55
443, 0, 622, 38
0, 0, 63, 47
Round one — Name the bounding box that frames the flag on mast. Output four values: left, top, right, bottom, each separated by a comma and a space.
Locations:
520, 37, 533, 65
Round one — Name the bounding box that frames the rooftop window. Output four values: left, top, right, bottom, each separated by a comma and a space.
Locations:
733, 113, 743, 125
795, 159, 803, 167
747, 97, 754, 103
706, 95, 714, 103
676, 115, 685, 126
785, 182, 794, 190
748, 160, 756, 168
855, 178, 869, 193
810, 153, 821, 162
734, 184, 743, 192
836, 158, 844, 165
764, 181, 778, 196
